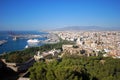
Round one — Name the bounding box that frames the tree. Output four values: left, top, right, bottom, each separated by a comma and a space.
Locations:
46, 69, 55, 80
29, 56, 120, 80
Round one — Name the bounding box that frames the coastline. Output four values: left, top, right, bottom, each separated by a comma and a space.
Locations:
0, 31, 60, 54
0, 31, 48, 54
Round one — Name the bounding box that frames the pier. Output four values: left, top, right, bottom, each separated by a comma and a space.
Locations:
0, 40, 7, 46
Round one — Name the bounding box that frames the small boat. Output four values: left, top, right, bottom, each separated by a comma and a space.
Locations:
25, 45, 29, 48
13, 36, 17, 41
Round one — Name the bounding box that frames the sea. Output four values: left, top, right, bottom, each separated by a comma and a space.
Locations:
0, 31, 48, 54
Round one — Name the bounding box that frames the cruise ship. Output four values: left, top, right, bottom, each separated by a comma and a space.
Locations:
27, 39, 40, 44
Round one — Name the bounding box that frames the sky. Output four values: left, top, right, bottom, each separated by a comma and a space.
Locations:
0, 0, 120, 31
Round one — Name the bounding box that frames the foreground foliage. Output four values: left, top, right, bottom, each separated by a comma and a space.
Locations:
29, 56, 120, 80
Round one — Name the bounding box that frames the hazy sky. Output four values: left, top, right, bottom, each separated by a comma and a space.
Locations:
0, 0, 120, 30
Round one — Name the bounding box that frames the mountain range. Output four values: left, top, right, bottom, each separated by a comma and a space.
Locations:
52, 26, 120, 31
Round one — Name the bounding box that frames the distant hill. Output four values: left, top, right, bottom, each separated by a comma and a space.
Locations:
52, 26, 120, 31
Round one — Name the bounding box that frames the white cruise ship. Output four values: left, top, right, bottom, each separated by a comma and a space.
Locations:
27, 39, 40, 44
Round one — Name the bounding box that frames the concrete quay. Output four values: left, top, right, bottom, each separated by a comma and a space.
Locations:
0, 40, 7, 46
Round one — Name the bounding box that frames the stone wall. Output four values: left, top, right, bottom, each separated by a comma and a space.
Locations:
1, 58, 35, 72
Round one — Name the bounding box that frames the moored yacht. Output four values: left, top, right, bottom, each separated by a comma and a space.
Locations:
13, 36, 17, 41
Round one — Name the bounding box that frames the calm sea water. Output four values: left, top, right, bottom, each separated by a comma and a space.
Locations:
0, 31, 47, 54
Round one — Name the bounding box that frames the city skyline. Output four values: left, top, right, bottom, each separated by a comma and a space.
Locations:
1, 0, 120, 31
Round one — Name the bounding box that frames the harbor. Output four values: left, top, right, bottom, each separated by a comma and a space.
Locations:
0, 31, 47, 54
0, 31, 60, 54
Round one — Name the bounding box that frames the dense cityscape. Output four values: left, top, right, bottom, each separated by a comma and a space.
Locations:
53, 31, 120, 58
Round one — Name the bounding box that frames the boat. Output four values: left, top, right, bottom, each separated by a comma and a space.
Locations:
27, 39, 40, 44
25, 45, 29, 48
13, 36, 17, 41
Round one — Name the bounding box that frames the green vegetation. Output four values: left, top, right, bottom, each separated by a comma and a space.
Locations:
29, 55, 120, 80
73, 45, 79, 48
0, 48, 38, 63
98, 50, 106, 57
0, 40, 74, 63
